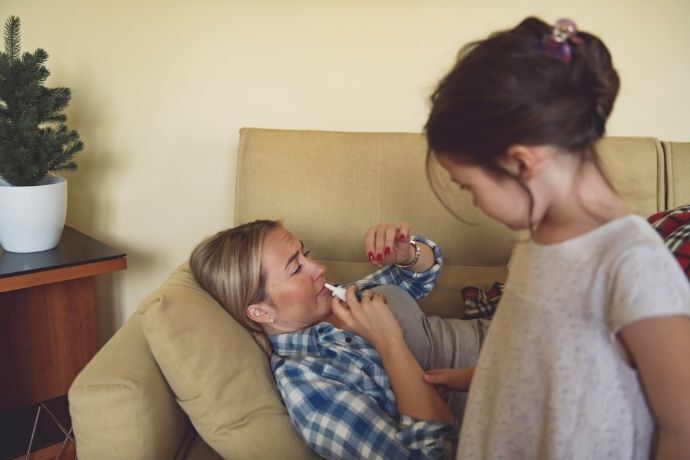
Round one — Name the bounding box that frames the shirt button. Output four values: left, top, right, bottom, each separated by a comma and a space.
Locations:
317, 327, 325, 334
345, 337, 352, 344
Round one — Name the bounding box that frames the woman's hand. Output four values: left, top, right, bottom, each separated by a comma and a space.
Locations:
423, 368, 475, 393
332, 286, 455, 425
364, 222, 413, 266
364, 222, 435, 272
330, 287, 404, 351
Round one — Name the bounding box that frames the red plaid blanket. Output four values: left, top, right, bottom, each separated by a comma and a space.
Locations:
648, 205, 690, 279
460, 281, 504, 320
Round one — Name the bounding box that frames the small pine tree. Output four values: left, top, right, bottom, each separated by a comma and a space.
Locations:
0, 15, 84, 186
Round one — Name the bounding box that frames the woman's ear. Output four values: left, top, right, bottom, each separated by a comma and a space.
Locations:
504, 145, 542, 180
246, 304, 274, 324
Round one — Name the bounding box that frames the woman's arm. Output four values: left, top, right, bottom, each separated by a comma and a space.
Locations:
618, 315, 690, 459
356, 222, 443, 300
272, 354, 454, 459
332, 288, 455, 425
375, 335, 456, 425
364, 221, 436, 272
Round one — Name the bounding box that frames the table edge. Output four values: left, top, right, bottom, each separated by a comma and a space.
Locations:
0, 256, 127, 292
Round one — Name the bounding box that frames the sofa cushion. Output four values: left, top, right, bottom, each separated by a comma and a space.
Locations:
139, 264, 317, 460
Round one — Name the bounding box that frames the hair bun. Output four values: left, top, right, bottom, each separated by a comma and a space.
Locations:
572, 31, 620, 137
425, 16, 620, 160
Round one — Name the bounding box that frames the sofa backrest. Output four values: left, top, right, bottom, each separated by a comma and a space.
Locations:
235, 128, 667, 317
236, 128, 512, 316
598, 137, 665, 216
663, 141, 690, 208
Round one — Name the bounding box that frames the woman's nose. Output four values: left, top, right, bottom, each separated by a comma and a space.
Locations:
310, 259, 326, 279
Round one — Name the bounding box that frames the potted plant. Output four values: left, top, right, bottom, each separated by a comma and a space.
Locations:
0, 15, 84, 253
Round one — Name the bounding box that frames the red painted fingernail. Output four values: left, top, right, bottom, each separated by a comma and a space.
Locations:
376, 253, 383, 261
399, 234, 406, 242
384, 247, 391, 256
368, 252, 374, 261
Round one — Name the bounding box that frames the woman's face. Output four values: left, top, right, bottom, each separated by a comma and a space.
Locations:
248, 226, 333, 333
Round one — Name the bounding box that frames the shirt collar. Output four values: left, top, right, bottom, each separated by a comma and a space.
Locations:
268, 322, 333, 357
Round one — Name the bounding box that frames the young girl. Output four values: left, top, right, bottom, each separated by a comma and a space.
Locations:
420, 17, 690, 459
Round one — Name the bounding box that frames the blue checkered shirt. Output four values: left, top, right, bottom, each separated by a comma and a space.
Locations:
269, 236, 454, 459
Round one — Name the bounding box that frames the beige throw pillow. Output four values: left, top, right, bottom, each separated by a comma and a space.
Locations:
139, 264, 317, 459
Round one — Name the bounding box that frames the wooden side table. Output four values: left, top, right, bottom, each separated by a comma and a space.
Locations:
0, 227, 126, 459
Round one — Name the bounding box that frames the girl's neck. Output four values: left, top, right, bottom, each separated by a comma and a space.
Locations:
534, 161, 630, 245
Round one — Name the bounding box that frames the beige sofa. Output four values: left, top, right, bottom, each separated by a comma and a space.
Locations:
68, 129, 690, 459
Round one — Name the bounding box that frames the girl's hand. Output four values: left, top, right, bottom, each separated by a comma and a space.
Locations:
364, 222, 412, 266
423, 368, 475, 393
330, 287, 404, 350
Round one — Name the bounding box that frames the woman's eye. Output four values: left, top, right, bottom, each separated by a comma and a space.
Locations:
290, 250, 311, 275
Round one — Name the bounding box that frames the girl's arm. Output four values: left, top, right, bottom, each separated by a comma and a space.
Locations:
332, 288, 455, 425
618, 315, 690, 459
423, 368, 475, 393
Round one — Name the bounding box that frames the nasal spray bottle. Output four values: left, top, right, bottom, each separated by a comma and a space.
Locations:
325, 283, 363, 302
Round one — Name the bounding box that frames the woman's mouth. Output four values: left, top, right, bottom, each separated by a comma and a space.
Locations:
317, 285, 329, 298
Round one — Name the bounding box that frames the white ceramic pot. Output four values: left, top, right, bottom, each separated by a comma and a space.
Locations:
0, 176, 67, 253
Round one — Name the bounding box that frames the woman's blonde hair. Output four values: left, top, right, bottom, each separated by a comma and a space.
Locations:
189, 220, 281, 355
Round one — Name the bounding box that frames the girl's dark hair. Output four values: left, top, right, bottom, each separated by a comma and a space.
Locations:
425, 16, 619, 163
424, 17, 620, 226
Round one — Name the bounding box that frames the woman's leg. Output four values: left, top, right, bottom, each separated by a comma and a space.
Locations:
424, 316, 488, 427
368, 284, 434, 367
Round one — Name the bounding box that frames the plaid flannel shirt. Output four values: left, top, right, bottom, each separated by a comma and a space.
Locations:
269, 236, 454, 459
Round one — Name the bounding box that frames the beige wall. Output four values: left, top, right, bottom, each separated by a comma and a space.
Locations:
2, 0, 689, 341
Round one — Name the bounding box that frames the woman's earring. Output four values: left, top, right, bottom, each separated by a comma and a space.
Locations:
269, 317, 276, 324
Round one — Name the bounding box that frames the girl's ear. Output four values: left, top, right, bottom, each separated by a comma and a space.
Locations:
504, 145, 542, 180
246, 304, 274, 324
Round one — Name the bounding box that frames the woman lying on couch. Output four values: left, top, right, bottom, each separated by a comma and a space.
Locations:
189, 219, 486, 460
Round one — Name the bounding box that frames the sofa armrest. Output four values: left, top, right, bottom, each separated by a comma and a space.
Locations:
68, 313, 191, 460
